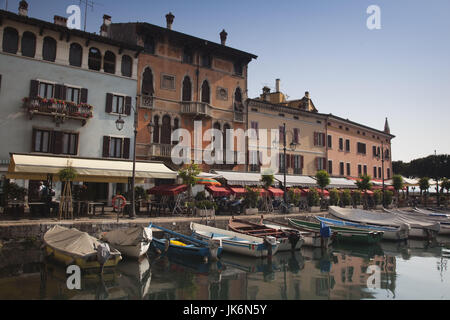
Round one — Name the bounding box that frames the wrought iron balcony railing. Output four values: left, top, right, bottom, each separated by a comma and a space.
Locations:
23, 97, 93, 126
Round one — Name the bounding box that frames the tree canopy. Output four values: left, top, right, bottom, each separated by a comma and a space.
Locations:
393, 154, 449, 179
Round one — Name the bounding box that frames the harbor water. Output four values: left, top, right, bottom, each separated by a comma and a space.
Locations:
0, 236, 449, 300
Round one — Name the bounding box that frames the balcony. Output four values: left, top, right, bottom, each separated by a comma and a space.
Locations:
234, 112, 245, 123
149, 143, 173, 158
23, 97, 93, 126
180, 102, 211, 118
140, 95, 153, 109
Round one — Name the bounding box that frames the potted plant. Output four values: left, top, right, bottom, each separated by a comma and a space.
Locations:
352, 190, 362, 208
195, 199, 217, 217
384, 190, 394, 208
287, 188, 301, 213
355, 174, 372, 209
419, 177, 430, 207
374, 189, 383, 209
329, 188, 340, 206
307, 188, 320, 212
315, 170, 330, 210
392, 175, 404, 208
243, 186, 259, 215
341, 189, 351, 207
178, 162, 201, 202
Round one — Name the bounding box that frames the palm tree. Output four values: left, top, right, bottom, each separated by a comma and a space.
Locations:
355, 174, 372, 209
315, 170, 330, 209
392, 175, 404, 208
418, 177, 430, 207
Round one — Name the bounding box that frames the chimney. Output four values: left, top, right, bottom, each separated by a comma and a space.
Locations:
262, 86, 271, 101
54, 15, 68, 27
100, 14, 111, 37
305, 91, 310, 99
220, 29, 228, 45
275, 79, 280, 92
18, 0, 28, 17
166, 12, 175, 30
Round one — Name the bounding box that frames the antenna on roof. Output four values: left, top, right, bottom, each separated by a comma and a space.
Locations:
79, 0, 102, 31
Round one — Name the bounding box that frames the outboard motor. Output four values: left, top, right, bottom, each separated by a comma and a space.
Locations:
263, 236, 277, 257
96, 242, 111, 274
208, 239, 221, 261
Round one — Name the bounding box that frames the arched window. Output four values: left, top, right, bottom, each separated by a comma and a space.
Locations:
2, 27, 19, 54
234, 87, 243, 111
121, 55, 132, 77
42, 36, 56, 62
144, 35, 155, 54
69, 43, 82, 67
88, 47, 101, 71
21, 31, 36, 57
141, 67, 154, 96
161, 115, 171, 145
153, 115, 160, 143
182, 76, 192, 101
103, 51, 116, 74
201, 80, 210, 104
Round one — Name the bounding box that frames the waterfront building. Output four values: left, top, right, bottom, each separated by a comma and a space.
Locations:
246, 80, 327, 176
105, 13, 257, 172
0, 3, 147, 202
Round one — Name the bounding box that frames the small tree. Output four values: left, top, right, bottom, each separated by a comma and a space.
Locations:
178, 162, 201, 202
441, 178, 450, 207
392, 175, 404, 207
355, 174, 372, 208
243, 187, 259, 209
384, 190, 393, 206
341, 190, 351, 207
288, 188, 301, 206
307, 188, 320, 207
419, 177, 430, 206
374, 189, 383, 206
329, 188, 340, 206
352, 190, 362, 207
315, 170, 330, 205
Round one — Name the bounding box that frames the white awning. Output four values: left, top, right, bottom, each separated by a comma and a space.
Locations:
7, 153, 177, 183
327, 177, 357, 189
213, 170, 263, 186
274, 174, 317, 187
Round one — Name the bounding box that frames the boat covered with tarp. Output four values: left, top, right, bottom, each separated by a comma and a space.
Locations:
43, 225, 122, 270
102, 226, 152, 258
329, 206, 440, 239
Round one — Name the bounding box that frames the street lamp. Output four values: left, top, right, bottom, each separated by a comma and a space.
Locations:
282, 123, 298, 204
115, 96, 140, 219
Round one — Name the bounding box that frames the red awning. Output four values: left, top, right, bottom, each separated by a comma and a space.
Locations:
303, 188, 329, 196
363, 190, 374, 195
206, 185, 231, 197
148, 184, 187, 196
252, 188, 268, 196
268, 187, 284, 197
229, 187, 247, 196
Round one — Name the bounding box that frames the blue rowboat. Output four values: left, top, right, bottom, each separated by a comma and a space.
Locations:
190, 222, 279, 258
316, 216, 409, 241
149, 223, 222, 263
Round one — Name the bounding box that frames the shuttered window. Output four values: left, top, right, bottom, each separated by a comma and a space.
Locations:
357, 142, 366, 155
328, 160, 333, 174
314, 132, 326, 146
32, 129, 78, 155
3, 27, 19, 54
340, 162, 345, 176
346, 163, 351, 176
339, 138, 343, 151
102, 136, 130, 159
345, 139, 350, 152
373, 166, 377, 178
42, 37, 56, 62
327, 135, 332, 148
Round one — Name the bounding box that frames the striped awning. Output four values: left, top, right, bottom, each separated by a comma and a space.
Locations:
274, 174, 317, 187
213, 170, 264, 186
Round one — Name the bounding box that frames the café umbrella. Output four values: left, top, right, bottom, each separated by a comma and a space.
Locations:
195, 177, 221, 186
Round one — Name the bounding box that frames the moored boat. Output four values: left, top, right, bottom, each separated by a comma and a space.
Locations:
190, 222, 279, 258
327, 206, 439, 240
287, 218, 384, 245
228, 217, 303, 251
316, 216, 409, 241
43, 225, 122, 270
150, 223, 222, 263
261, 218, 331, 248
102, 226, 152, 259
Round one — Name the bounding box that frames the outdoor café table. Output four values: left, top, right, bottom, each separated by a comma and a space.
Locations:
28, 202, 46, 217
88, 202, 105, 216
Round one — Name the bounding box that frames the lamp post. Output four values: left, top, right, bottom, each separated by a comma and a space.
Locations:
115, 95, 154, 219
282, 123, 298, 204
381, 141, 385, 208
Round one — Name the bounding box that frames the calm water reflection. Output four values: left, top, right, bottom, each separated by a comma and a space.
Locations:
0, 237, 449, 300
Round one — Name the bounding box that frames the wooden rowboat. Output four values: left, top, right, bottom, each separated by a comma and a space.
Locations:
150, 223, 222, 263
228, 217, 303, 251
287, 218, 384, 245
190, 222, 279, 258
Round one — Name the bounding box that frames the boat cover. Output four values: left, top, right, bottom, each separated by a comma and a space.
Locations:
329, 206, 440, 232
103, 226, 152, 246
44, 225, 104, 258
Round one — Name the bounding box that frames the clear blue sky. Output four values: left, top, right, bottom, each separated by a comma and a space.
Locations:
4, 0, 449, 162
